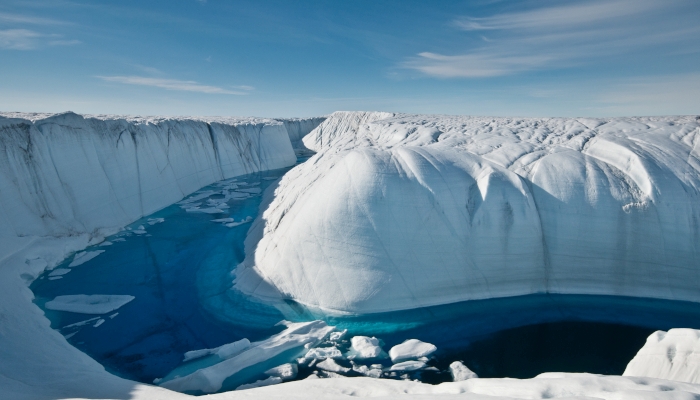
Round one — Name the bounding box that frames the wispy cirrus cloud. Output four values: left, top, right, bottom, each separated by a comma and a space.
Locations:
0, 12, 70, 26
97, 76, 252, 95
0, 28, 80, 50
403, 0, 700, 78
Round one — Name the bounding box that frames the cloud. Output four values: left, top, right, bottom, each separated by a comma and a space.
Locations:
97, 76, 252, 95
0, 28, 80, 50
0, 12, 69, 26
404, 52, 553, 78
0, 29, 42, 50
404, 0, 699, 78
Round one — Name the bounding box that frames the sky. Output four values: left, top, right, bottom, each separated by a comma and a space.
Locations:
1, 0, 699, 118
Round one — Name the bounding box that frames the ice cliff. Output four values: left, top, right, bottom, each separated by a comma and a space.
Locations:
0, 112, 323, 261
235, 111, 700, 314
0, 111, 323, 400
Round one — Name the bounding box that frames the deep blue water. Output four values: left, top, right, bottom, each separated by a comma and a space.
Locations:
30, 161, 700, 389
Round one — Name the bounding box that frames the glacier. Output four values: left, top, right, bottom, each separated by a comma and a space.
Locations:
3, 110, 700, 399
235, 111, 700, 314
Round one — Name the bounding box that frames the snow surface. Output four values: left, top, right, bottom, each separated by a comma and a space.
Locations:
235, 111, 700, 314
624, 328, 700, 384
44, 294, 135, 314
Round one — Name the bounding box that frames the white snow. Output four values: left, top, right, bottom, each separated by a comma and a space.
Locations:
235, 111, 700, 314
264, 363, 298, 380
389, 339, 437, 363
68, 250, 105, 267
235, 376, 282, 391
450, 361, 478, 381
624, 328, 700, 384
348, 336, 385, 360
44, 294, 135, 314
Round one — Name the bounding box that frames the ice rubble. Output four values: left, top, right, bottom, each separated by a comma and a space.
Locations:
158, 321, 335, 394
235, 111, 700, 313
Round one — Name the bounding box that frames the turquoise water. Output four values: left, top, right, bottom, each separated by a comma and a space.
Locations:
30, 161, 700, 389
30, 167, 292, 383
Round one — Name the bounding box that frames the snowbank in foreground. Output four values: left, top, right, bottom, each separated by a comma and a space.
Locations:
235, 111, 700, 313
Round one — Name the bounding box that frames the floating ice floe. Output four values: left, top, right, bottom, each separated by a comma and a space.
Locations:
44, 294, 135, 314
389, 339, 437, 363
316, 359, 350, 374
147, 218, 165, 225
182, 339, 251, 363
450, 361, 478, 381
264, 363, 298, 380
388, 360, 427, 372
158, 320, 335, 394
348, 336, 385, 360
48, 268, 71, 277
68, 250, 105, 267
301, 346, 343, 362
352, 363, 383, 378
225, 216, 253, 228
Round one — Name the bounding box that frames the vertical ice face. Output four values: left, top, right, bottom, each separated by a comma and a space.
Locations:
235, 112, 700, 314
0, 112, 323, 260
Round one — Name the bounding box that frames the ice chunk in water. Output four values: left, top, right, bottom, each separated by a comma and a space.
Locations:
264, 363, 298, 380
450, 361, 478, 381
348, 336, 385, 360
182, 339, 251, 363
158, 320, 334, 394
68, 250, 105, 267
388, 360, 427, 372
389, 339, 436, 363
316, 358, 350, 374
45, 295, 135, 314
48, 268, 71, 277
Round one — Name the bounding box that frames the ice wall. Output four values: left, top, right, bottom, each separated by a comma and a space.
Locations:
0, 112, 322, 261
236, 111, 700, 314
0, 111, 323, 400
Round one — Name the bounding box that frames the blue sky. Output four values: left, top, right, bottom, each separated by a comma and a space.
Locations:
1, 0, 699, 117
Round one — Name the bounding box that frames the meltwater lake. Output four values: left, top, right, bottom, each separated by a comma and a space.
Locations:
30, 158, 700, 391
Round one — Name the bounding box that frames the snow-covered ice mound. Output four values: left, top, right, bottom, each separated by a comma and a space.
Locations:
624, 328, 700, 384
236, 111, 700, 313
